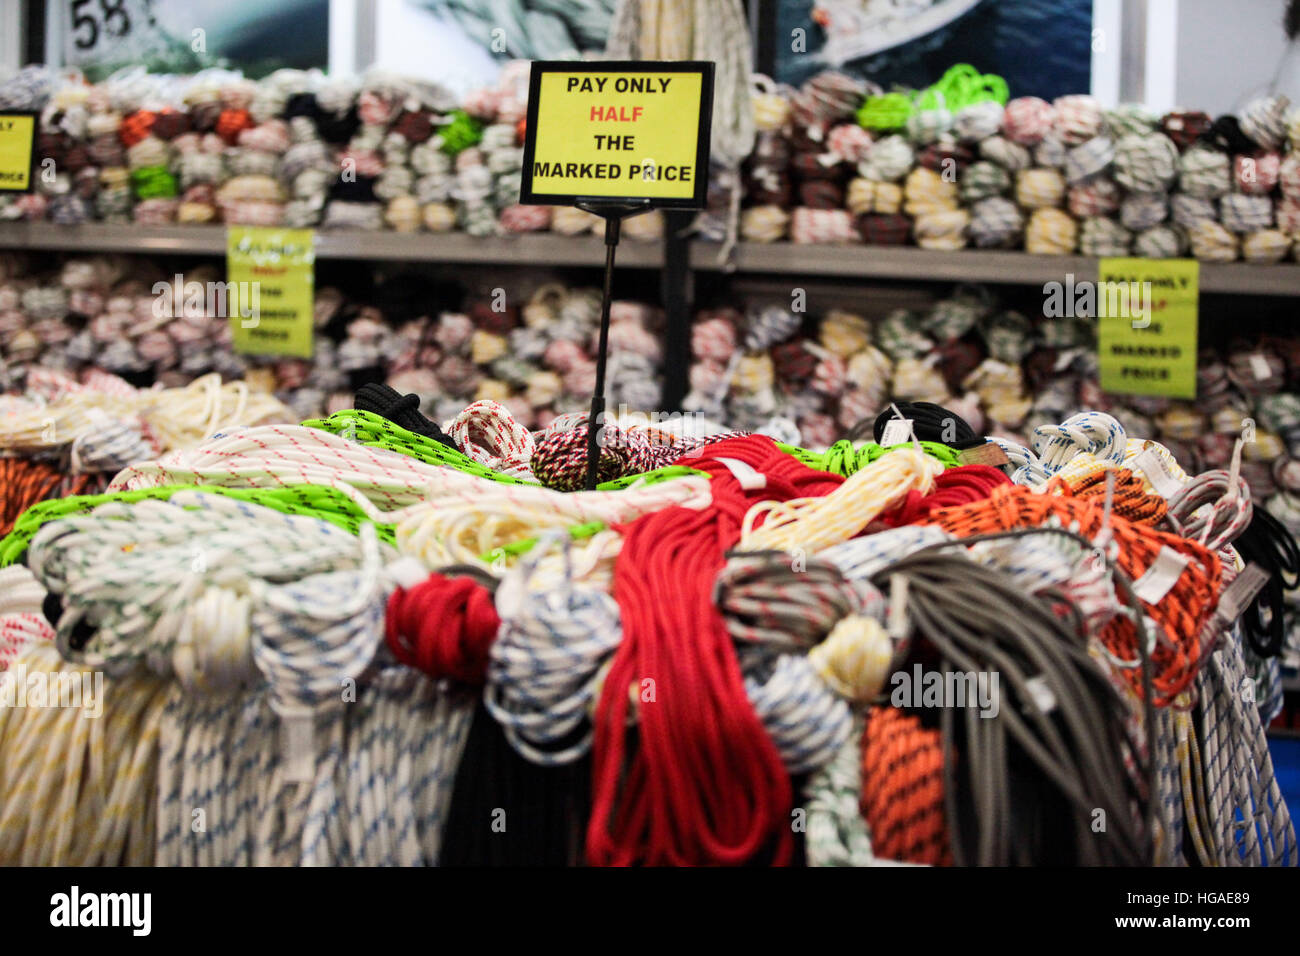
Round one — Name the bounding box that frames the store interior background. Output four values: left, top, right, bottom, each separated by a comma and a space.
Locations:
3, 0, 1300, 831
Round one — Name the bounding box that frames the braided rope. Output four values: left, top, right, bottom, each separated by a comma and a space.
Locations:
741, 446, 943, 553
0, 643, 169, 865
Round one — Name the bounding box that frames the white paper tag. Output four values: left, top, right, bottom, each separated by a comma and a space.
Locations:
880, 419, 915, 446
1250, 353, 1272, 381
279, 708, 316, 785
1023, 675, 1058, 714
1216, 563, 1270, 622
715, 457, 767, 490
1132, 546, 1190, 604
1132, 448, 1183, 499
1053, 349, 1076, 372
888, 575, 909, 640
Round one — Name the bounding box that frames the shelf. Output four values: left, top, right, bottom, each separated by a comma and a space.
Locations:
4, 224, 1299, 294
690, 242, 1300, 297
0, 222, 665, 269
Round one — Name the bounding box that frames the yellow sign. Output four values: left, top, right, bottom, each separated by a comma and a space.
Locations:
226, 227, 316, 359
520, 61, 714, 208
0, 112, 37, 192
1097, 258, 1199, 399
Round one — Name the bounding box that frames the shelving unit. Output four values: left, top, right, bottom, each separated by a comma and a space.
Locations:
5, 223, 1299, 294
5, 221, 1300, 413
0, 222, 667, 269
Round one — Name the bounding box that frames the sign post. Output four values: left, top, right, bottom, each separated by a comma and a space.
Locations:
520, 60, 714, 489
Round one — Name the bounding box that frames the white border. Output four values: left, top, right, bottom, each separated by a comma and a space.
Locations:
1144, 0, 1179, 112
1090, 0, 1122, 105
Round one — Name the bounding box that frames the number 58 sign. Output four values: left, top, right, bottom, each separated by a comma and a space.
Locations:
65, 0, 135, 53
61, 0, 140, 60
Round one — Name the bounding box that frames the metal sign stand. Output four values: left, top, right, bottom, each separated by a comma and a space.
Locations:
575, 199, 652, 490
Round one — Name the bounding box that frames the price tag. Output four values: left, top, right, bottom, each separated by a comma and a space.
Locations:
520, 61, 714, 209
888, 575, 909, 640
715, 457, 767, 490
1216, 563, 1271, 622
278, 707, 316, 785
1023, 675, 1058, 715
1132, 447, 1183, 498
1249, 353, 1273, 381
957, 442, 1011, 467
0, 112, 37, 193
880, 418, 914, 446
1132, 546, 1190, 604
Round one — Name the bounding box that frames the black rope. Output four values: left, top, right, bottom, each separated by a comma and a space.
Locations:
869, 532, 1153, 866
353, 382, 461, 451
852, 401, 986, 450
1231, 506, 1300, 657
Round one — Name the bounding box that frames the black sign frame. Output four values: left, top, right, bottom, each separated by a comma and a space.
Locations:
519, 60, 715, 210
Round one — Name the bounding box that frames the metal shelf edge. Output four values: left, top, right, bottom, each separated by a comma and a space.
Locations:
689, 242, 1300, 296
0, 223, 665, 268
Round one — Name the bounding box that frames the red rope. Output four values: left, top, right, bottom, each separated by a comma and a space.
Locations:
881, 464, 1010, 528
587, 435, 844, 866
384, 573, 500, 685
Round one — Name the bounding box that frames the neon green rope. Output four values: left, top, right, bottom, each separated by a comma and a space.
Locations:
857, 91, 913, 130
777, 440, 961, 476
0, 483, 396, 567
303, 409, 538, 484
858, 64, 1009, 130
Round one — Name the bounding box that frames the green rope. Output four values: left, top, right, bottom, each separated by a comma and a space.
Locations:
303, 409, 538, 484
439, 109, 484, 156
306, 410, 713, 491
915, 63, 1009, 113
595, 464, 709, 490
858, 64, 1008, 130
130, 164, 179, 199
776, 440, 961, 477
857, 91, 913, 130
0, 484, 395, 567
480, 519, 607, 564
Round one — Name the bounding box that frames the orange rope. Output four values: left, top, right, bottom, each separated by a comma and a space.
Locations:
0, 459, 98, 536
922, 484, 1220, 707
1055, 468, 1168, 525
860, 707, 952, 866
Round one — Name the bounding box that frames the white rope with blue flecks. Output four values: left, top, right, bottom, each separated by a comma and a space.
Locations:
485, 534, 622, 766
1197, 623, 1297, 866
